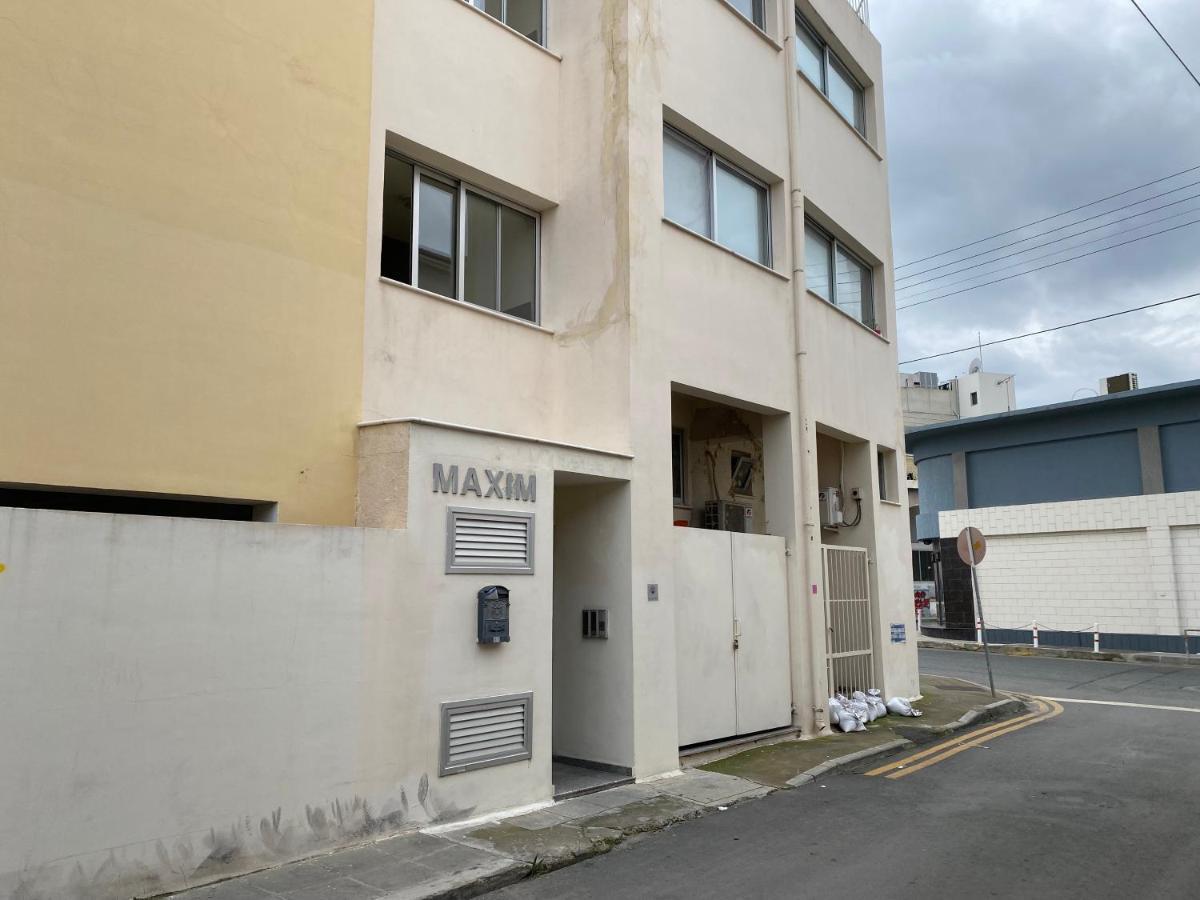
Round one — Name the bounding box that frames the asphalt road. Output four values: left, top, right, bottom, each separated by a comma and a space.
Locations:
491, 650, 1200, 899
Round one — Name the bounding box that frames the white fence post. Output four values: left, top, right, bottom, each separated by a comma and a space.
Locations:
1032, 620, 1039, 649
976, 617, 983, 644
1093, 623, 1100, 654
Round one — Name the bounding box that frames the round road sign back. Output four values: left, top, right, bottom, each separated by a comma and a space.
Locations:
956, 527, 987, 566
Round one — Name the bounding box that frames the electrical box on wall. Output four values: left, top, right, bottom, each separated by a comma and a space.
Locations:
819, 487, 843, 528
477, 585, 510, 644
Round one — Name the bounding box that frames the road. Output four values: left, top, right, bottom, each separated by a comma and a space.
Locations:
491, 650, 1200, 899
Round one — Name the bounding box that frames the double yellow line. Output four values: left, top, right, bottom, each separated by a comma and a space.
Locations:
864, 697, 1064, 780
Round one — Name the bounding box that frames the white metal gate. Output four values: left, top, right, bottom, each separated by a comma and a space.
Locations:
823, 545, 875, 696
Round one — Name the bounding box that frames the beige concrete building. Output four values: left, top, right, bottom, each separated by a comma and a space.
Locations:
0, 1, 917, 897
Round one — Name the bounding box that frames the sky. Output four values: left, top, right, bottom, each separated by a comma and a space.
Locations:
873, 0, 1200, 408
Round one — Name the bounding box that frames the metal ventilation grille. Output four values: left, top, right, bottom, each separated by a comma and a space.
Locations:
440, 693, 533, 776
446, 508, 534, 574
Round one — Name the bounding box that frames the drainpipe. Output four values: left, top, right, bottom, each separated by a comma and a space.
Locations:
782, 7, 832, 737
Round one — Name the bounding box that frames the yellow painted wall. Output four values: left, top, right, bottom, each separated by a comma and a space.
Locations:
0, 1, 373, 524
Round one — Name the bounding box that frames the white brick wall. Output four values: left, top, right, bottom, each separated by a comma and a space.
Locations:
1173, 525, 1200, 631
939, 491, 1200, 635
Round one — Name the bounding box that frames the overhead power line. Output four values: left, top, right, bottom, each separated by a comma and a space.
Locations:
893, 162, 1200, 270
898, 291, 1200, 365
896, 198, 1200, 296
895, 180, 1200, 285
1128, 0, 1200, 91
896, 217, 1200, 311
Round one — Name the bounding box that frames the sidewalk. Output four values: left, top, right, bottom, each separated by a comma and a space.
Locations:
168, 677, 1020, 900
919, 634, 1200, 666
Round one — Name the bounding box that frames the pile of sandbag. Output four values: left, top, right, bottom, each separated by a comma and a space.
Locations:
827, 688, 922, 733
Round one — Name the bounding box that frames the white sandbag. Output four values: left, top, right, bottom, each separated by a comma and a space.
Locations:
886, 697, 924, 717
866, 689, 888, 717
848, 699, 871, 724
852, 691, 880, 722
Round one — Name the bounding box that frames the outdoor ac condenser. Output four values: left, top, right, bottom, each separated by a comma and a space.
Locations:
721, 502, 750, 533
819, 487, 843, 528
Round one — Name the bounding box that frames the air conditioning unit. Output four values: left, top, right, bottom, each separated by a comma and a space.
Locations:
819, 487, 843, 528
722, 502, 750, 533
1100, 372, 1139, 395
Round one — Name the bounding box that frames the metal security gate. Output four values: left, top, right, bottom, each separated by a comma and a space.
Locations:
823, 545, 875, 696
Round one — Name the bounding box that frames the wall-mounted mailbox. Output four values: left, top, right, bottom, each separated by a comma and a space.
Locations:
477, 585, 510, 644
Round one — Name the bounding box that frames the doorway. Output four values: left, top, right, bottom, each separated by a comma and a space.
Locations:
551, 473, 634, 799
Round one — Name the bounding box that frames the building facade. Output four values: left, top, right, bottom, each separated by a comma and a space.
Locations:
0, 2, 916, 897
907, 380, 1200, 650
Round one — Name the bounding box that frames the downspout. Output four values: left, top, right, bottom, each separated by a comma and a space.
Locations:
782, 4, 832, 736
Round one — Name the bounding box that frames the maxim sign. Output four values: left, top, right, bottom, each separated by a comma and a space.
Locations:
432, 463, 536, 503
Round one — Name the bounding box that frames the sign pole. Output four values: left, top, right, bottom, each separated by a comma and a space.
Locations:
966, 534, 996, 699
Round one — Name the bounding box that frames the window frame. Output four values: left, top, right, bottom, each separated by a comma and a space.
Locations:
728, 0, 766, 30
672, 428, 688, 505
730, 451, 754, 497
469, 0, 548, 47
795, 12, 867, 137
386, 150, 541, 325
804, 218, 878, 333
877, 445, 898, 502
663, 125, 773, 268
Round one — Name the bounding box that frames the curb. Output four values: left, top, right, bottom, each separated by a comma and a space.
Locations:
917, 638, 1200, 666
786, 739, 911, 786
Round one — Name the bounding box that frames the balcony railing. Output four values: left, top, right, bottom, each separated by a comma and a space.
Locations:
845, 0, 869, 26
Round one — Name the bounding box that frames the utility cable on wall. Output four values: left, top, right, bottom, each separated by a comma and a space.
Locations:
898, 291, 1200, 365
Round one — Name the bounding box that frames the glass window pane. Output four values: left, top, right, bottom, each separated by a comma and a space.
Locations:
505, 0, 543, 44
663, 130, 711, 237
835, 245, 871, 325
728, 0, 764, 28
500, 206, 537, 321
381, 156, 414, 284
804, 225, 831, 300
828, 57, 865, 133
795, 18, 824, 89
473, 0, 503, 17
417, 176, 456, 299
714, 164, 768, 264
464, 192, 499, 310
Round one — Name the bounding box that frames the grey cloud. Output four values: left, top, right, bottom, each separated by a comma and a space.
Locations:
874, 0, 1200, 405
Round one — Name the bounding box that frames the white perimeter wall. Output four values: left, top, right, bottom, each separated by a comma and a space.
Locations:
940, 491, 1200, 635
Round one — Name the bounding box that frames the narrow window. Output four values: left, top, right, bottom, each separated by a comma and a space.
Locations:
715, 162, 769, 265
804, 224, 832, 300
382, 151, 540, 324
417, 176, 457, 298
381, 156, 414, 284
795, 12, 867, 137
663, 130, 711, 236
472, 0, 545, 46
730, 452, 754, 497
671, 429, 687, 505
728, 0, 765, 29
794, 18, 825, 89
806, 219, 877, 333
970, 392, 979, 406
877, 446, 897, 502
663, 126, 771, 266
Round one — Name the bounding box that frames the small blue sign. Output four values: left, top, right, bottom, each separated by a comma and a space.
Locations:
891, 623, 907, 644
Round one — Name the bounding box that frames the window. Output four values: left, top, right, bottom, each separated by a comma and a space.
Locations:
469, 0, 545, 46
795, 13, 866, 136
672, 429, 687, 504
877, 446, 897, 502
727, 0, 765, 29
805, 219, 876, 331
731, 452, 754, 496
663, 127, 771, 266
382, 151, 539, 324
970, 392, 979, 406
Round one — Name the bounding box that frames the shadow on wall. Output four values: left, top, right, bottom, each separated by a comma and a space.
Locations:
10, 775, 474, 900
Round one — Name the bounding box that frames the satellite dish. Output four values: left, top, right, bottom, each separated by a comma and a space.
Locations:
968, 358, 983, 374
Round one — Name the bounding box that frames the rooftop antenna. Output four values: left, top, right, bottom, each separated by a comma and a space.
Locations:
977, 331, 983, 367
